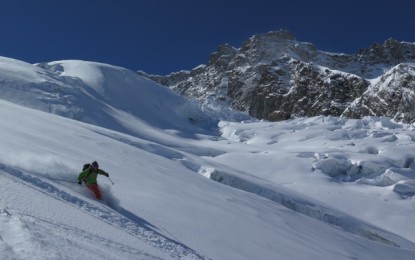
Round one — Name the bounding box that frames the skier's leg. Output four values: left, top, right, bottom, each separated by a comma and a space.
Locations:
87, 184, 102, 200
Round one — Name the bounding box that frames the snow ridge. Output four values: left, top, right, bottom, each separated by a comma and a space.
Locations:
204, 167, 405, 248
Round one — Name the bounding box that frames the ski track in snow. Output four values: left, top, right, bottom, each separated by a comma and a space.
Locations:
0, 208, 44, 260
0, 209, 160, 260
0, 163, 209, 260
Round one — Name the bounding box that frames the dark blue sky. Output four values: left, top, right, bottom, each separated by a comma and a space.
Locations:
0, 0, 414, 75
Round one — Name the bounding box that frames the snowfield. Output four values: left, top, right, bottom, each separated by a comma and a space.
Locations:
1, 57, 415, 259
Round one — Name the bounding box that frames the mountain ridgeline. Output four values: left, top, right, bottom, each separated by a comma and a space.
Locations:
140, 29, 415, 123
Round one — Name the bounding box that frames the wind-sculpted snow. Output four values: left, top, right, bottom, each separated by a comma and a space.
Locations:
0, 164, 208, 260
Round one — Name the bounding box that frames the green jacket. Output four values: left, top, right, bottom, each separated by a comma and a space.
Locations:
78, 168, 109, 184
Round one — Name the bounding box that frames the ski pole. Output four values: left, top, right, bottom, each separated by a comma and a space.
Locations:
107, 176, 114, 185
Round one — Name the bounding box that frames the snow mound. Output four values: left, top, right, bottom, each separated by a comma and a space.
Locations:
393, 180, 415, 197
358, 168, 415, 187
313, 153, 415, 191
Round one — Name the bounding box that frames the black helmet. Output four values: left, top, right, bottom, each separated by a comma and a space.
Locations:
91, 161, 99, 169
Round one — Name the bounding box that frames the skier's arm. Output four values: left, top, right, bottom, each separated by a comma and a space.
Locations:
78, 171, 87, 182
98, 169, 109, 177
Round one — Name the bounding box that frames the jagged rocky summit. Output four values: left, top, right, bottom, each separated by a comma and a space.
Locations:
139, 29, 415, 123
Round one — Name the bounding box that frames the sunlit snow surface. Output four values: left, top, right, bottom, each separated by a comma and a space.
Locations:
1, 57, 415, 259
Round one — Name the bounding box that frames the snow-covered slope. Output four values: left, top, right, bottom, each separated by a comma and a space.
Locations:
1, 56, 415, 259
0, 57, 224, 142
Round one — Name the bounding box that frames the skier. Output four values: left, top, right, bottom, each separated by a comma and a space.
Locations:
78, 161, 109, 200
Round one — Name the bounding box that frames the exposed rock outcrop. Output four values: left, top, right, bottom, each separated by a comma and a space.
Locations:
140, 29, 415, 122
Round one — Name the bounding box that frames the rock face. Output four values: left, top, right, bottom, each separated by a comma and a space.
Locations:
139, 30, 415, 123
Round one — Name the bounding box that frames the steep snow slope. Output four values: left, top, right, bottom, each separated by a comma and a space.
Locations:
1, 56, 415, 259
1, 99, 415, 260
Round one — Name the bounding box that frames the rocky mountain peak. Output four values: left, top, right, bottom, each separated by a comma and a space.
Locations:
239, 29, 308, 64
358, 38, 415, 66
208, 43, 238, 68
248, 29, 296, 43
143, 29, 415, 123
